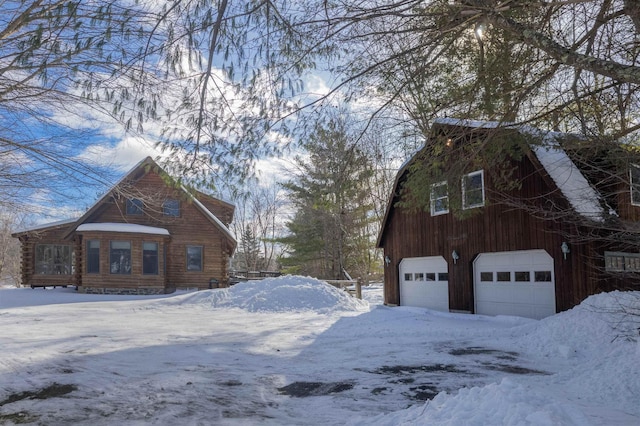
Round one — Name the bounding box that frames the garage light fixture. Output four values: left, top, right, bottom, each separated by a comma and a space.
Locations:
561, 242, 570, 260
384, 255, 391, 266
452, 250, 460, 264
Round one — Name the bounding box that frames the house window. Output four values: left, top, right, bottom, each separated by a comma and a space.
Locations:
87, 240, 100, 274
126, 198, 144, 215
163, 199, 180, 217
430, 182, 449, 216
143, 242, 159, 275
605, 251, 640, 272
35, 244, 72, 275
630, 165, 640, 206
462, 170, 485, 209
110, 241, 131, 274
186, 245, 203, 271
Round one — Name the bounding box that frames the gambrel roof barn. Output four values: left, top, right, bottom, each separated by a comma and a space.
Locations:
377, 119, 640, 319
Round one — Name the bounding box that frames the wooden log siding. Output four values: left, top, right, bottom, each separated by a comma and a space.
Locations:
379, 151, 602, 314
17, 225, 76, 288
77, 170, 233, 291
13, 158, 235, 293
76, 231, 169, 293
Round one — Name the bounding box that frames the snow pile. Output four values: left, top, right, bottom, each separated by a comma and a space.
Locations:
513, 291, 640, 358
169, 275, 369, 314
353, 378, 589, 426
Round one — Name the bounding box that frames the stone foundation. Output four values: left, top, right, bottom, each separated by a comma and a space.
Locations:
78, 286, 169, 295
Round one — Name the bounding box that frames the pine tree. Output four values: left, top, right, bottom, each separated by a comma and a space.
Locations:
279, 117, 377, 280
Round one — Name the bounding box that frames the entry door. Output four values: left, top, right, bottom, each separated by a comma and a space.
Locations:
473, 250, 556, 319
399, 256, 449, 312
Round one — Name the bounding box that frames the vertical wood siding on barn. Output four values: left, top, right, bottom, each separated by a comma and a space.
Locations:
380, 153, 601, 314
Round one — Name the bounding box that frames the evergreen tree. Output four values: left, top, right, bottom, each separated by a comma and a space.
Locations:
279, 116, 376, 280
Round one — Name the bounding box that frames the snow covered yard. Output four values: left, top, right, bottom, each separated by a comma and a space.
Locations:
0, 277, 638, 425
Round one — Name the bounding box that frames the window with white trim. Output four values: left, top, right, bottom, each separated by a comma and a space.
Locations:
630, 165, 640, 206
462, 170, 485, 209
430, 182, 449, 216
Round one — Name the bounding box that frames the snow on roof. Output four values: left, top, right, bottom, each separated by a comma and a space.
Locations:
13, 217, 79, 235
433, 118, 606, 222
523, 128, 605, 223
76, 222, 170, 235
433, 117, 509, 129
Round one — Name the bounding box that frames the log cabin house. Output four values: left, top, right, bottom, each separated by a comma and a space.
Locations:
377, 118, 640, 319
12, 157, 236, 294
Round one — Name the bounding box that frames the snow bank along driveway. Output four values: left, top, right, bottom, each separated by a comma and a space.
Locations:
0, 276, 638, 425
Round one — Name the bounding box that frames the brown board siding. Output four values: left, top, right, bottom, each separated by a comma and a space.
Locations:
380, 154, 602, 314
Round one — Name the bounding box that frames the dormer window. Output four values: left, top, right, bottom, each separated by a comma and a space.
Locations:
126, 198, 144, 215
630, 164, 640, 206
462, 170, 485, 209
430, 182, 449, 216
163, 199, 180, 217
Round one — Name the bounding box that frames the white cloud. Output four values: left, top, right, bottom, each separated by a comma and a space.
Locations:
74, 135, 163, 172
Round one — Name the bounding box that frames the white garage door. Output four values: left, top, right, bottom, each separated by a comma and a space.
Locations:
474, 250, 556, 320
399, 256, 449, 312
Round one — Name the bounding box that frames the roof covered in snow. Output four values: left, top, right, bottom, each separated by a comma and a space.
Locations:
76, 222, 170, 235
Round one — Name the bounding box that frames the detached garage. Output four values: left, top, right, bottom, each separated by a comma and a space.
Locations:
473, 250, 556, 320
399, 256, 449, 311
376, 118, 632, 319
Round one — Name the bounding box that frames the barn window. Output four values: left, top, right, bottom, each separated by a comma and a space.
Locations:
87, 240, 100, 274
186, 245, 203, 271
35, 244, 72, 275
404, 273, 413, 281
143, 242, 159, 275
414, 272, 424, 281
462, 170, 485, 209
438, 272, 449, 281
514, 271, 530, 282
163, 199, 180, 216
605, 251, 640, 272
630, 165, 640, 206
430, 182, 449, 216
110, 241, 131, 274
126, 198, 144, 215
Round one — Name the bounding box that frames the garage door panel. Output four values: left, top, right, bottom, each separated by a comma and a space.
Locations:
474, 250, 556, 320
399, 256, 449, 312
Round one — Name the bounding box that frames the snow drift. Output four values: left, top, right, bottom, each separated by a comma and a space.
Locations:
160, 275, 369, 313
